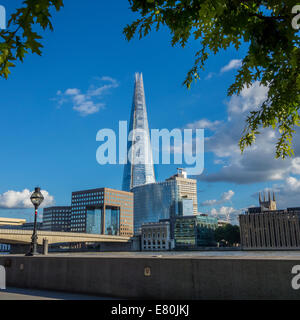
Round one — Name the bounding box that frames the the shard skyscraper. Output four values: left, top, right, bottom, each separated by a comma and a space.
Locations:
122, 73, 156, 191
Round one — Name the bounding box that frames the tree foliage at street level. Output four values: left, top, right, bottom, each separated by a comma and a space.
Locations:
124, 0, 300, 158
0, 0, 63, 79
215, 224, 241, 245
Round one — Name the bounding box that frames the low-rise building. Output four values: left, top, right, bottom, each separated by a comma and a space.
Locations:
217, 220, 230, 228
20, 222, 43, 230
43, 206, 72, 232
174, 215, 218, 249
0, 217, 26, 227
239, 193, 300, 249
141, 220, 174, 251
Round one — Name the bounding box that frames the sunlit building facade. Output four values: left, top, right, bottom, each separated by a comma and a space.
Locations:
71, 188, 133, 236
141, 220, 174, 251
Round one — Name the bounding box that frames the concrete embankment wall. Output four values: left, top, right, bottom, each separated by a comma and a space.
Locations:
0, 255, 300, 300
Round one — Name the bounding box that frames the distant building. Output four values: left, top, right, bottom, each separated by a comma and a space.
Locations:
141, 220, 174, 251
132, 169, 197, 234
43, 206, 71, 232
174, 215, 218, 249
166, 169, 198, 215
248, 191, 277, 213
239, 193, 300, 249
218, 220, 230, 227
21, 222, 43, 230
0, 217, 26, 227
71, 188, 133, 237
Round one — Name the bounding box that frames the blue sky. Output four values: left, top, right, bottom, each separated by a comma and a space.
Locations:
1, 0, 300, 223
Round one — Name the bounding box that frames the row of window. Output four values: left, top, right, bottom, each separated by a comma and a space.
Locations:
143, 232, 166, 239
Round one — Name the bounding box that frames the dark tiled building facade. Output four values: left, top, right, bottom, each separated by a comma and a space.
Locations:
239, 193, 300, 249
43, 206, 71, 232
71, 188, 133, 237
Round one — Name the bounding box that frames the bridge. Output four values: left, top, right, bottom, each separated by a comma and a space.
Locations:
0, 229, 131, 245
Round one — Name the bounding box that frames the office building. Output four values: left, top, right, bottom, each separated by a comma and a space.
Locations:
174, 215, 218, 249
43, 206, 71, 232
167, 168, 198, 215
141, 220, 174, 251
132, 169, 197, 234
122, 73, 156, 191
71, 188, 133, 237
239, 193, 300, 249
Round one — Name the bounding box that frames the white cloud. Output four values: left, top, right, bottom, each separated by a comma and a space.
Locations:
220, 59, 242, 73
56, 76, 119, 116
205, 72, 216, 80
0, 189, 54, 209
192, 81, 300, 184
200, 190, 235, 206
227, 81, 268, 116
222, 190, 235, 201
210, 206, 241, 225
186, 119, 222, 131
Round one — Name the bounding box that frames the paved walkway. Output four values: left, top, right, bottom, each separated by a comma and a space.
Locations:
0, 287, 117, 300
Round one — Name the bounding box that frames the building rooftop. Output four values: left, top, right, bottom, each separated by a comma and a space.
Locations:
0, 217, 26, 226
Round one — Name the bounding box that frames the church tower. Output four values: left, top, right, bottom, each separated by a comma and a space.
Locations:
259, 191, 277, 211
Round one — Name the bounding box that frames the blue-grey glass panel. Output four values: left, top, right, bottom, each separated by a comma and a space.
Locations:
132, 180, 179, 234
86, 209, 102, 234
105, 207, 120, 235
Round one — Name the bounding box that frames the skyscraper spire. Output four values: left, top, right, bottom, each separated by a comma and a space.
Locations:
122, 73, 156, 191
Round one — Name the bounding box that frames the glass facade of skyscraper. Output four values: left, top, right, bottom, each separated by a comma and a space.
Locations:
122, 73, 156, 192
132, 180, 180, 234
132, 170, 198, 235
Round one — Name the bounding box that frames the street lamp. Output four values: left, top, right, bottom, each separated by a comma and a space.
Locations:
26, 187, 44, 256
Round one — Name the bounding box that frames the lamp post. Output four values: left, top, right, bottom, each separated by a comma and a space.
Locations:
26, 187, 44, 256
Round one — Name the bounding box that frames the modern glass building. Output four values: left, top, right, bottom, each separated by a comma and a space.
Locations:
122, 73, 156, 192
174, 215, 218, 248
132, 180, 179, 234
43, 206, 71, 232
71, 188, 133, 236
132, 169, 198, 234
